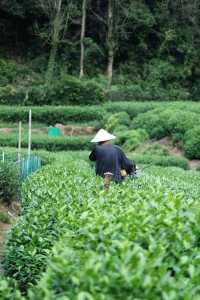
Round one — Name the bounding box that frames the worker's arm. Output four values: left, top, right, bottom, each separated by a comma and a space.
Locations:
89, 148, 96, 161
120, 150, 135, 175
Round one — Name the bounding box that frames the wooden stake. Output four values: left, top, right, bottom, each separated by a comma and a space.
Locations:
28, 110, 32, 159
18, 121, 22, 163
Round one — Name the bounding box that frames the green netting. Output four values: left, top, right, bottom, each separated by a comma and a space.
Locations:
0, 152, 41, 180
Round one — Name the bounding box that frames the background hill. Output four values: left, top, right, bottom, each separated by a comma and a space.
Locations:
0, 0, 200, 104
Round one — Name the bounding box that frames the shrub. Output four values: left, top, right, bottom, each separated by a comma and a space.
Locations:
0, 59, 31, 87
141, 143, 170, 156
105, 112, 130, 132
0, 162, 21, 204
107, 80, 190, 102
27, 165, 199, 300
196, 165, 200, 172
0, 277, 23, 300
0, 105, 105, 124
0, 75, 105, 105
132, 109, 200, 140
4, 160, 99, 291
114, 125, 129, 134
105, 101, 158, 118
132, 154, 189, 170
184, 127, 200, 159
115, 129, 149, 151
3, 154, 199, 296
0, 133, 92, 151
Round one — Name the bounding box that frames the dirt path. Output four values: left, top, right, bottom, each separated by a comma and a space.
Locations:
0, 125, 94, 136
0, 203, 19, 275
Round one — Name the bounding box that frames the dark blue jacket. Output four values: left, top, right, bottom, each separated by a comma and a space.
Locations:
89, 144, 134, 182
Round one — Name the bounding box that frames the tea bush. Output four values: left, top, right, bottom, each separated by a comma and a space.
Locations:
105, 112, 130, 132
4, 154, 199, 295
0, 133, 92, 151
132, 109, 200, 141
184, 126, 200, 159
0, 105, 105, 124
131, 154, 189, 170
115, 129, 149, 151
3, 160, 100, 290
140, 143, 170, 156
0, 161, 21, 204
0, 277, 23, 300
105, 101, 158, 118
25, 163, 200, 300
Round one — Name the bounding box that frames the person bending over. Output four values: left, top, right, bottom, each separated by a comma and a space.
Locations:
89, 129, 135, 183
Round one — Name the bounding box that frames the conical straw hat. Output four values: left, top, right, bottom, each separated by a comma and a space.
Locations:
91, 129, 116, 143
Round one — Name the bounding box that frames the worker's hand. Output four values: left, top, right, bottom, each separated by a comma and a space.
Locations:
121, 169, 127, 177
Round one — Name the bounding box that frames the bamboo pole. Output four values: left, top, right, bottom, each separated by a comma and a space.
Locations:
28, 110, 32, 159
18, 121, 22, 163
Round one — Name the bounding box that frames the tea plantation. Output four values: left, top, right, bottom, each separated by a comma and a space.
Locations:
0, 151, 200, 299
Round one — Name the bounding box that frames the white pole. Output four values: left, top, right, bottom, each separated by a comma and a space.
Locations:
18, 121, 22, 163
28, 110, 32, 159
2, 151, 4, 163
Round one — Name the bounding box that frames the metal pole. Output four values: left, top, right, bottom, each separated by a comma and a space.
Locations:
18, 121, 22, 163
28, 109, 32, 159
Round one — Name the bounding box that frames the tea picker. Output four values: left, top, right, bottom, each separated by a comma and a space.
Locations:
89, 129, 136, 190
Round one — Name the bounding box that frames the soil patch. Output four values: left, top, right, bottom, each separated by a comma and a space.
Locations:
55, 124, 94, 135
0, 128, 13, 134
189, 160, 200, 170
0, 125, 94, 136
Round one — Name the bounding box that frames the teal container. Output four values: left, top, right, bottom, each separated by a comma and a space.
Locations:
48, 126, 61, 137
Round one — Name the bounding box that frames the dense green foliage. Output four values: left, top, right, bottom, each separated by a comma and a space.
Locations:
131, 154, 189, 170
0, 101, 199, 124
132, 109, 200, 139
105, 101, 159, 118
105, 112, 131, 132
184, 127, 200, 159
4, 159, 99, 290
1, 1, 200, 102
132, 107, 200, 158
0, 133, 92, 151
2, 155, 200, 299
0, 102, 200, 159
0, 105, 104, 124
0, 75, 105, 105
0, 161, 21, 204
0, 277, 23, 300
116, 129, 149, 152
140, 143, 170, 157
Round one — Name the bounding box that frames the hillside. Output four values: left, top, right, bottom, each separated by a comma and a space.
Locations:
0, 1, 200, 105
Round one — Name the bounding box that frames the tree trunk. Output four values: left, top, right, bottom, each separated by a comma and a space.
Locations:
80, 0, 87, 79
45, 0, 62, 85
107, 0, 114, 89
45, 42, 58, 84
